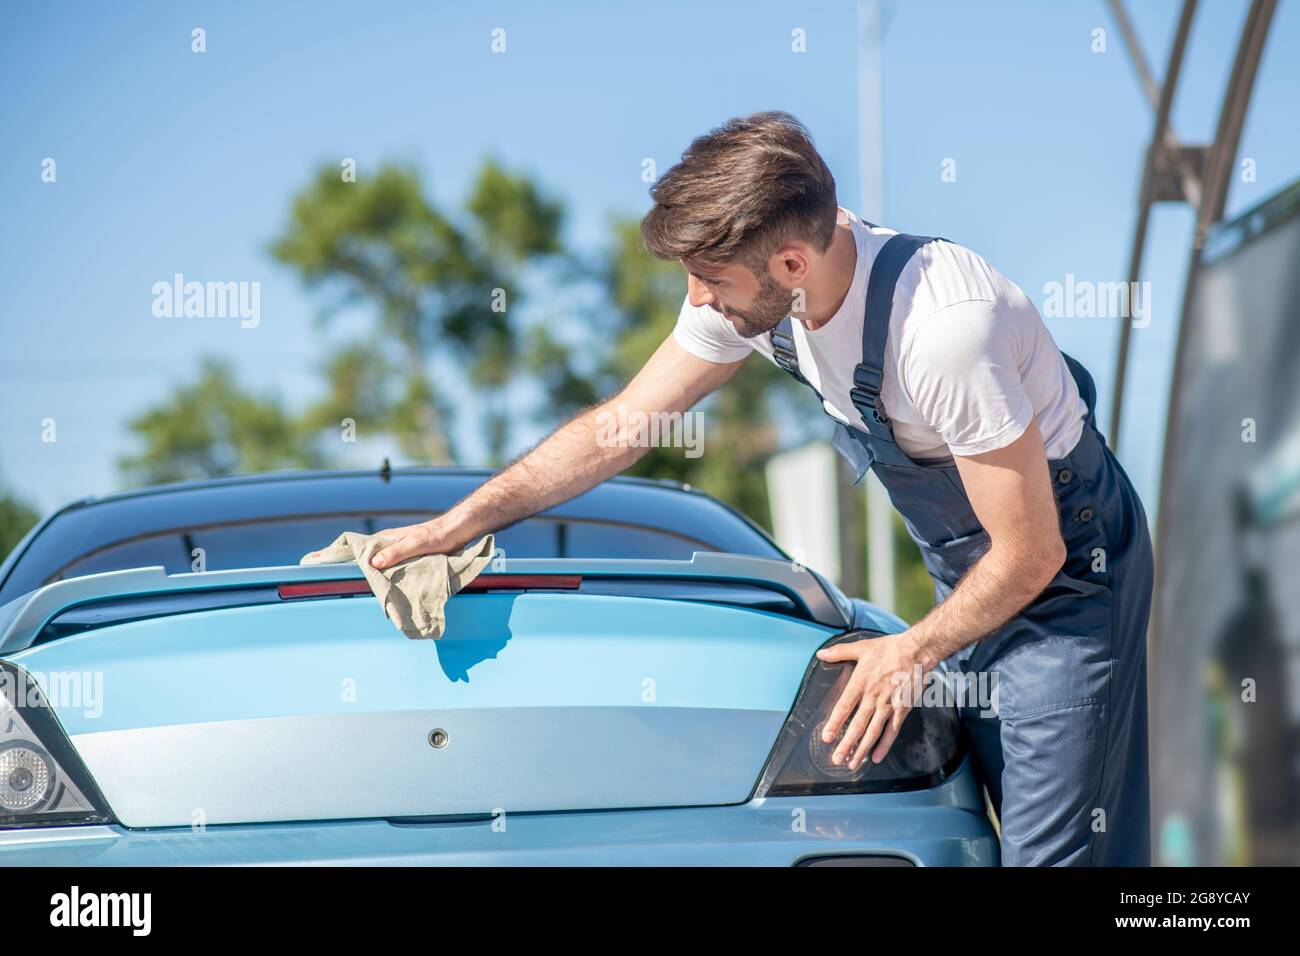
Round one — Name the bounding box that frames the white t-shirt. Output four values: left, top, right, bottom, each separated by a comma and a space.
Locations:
672, 208, 1087, 461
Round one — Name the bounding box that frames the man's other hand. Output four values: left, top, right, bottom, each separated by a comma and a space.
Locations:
814, 632, 922, 770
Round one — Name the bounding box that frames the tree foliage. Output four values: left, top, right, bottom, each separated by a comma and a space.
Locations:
270, 161, 564, 465
117, 359, 320, 486
0, 487, 39, 564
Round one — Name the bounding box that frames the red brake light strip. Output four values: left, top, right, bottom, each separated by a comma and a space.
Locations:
277, 575, 583, 600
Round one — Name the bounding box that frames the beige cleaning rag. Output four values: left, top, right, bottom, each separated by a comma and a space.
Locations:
299, 532, 495, 639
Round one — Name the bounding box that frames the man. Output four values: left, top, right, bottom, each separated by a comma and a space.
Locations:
368, 112, 1154, 866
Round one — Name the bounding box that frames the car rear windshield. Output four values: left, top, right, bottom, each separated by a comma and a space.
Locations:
43, 512, 719, 584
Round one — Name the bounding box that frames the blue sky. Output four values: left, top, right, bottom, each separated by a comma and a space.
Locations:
2, 0, 1298, 516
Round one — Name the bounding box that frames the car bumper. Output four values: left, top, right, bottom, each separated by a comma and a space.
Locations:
0, 754, 997, 866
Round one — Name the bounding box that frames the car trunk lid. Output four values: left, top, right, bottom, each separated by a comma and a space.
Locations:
8, 573, 838, 827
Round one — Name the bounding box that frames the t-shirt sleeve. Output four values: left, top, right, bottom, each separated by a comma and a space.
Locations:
899, 298, 1034, 456
671, 294, 754, 364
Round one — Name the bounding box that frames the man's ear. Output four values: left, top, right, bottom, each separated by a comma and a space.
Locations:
769, 244, 812, 285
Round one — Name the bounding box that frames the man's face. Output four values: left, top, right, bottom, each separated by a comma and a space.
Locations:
684, 257, 793, 339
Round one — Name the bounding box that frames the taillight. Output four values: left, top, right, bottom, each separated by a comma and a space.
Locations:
753, 632, 965, 797
0, 662, 114, 828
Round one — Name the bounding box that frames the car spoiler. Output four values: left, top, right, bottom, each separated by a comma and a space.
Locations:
0, 553, 850, 654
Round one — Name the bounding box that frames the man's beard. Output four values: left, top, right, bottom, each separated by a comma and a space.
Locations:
718, 272, 794, 338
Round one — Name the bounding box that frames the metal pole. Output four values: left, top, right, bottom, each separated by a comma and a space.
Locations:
1154, 0, 1278, 558
858, 0, 896, 613
1106, 0, 1199, 446
1195, 0, 1276, 237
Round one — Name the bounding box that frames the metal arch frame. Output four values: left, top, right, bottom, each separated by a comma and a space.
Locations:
1105, 0, 1278, 447
1106, 0, 1198, 447
1146, 0, 1278, 823
1153, 0, 1279, 522
1106, 0, 1279, 866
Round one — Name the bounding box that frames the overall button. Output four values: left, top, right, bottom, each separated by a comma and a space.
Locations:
1078, 506, 1095, 522
1057, 468, 1073, 484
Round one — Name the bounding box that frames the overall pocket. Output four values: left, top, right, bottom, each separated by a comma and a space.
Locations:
978, 565, 1116, 720
921, 526, 991, 590
831, 422, 874, 484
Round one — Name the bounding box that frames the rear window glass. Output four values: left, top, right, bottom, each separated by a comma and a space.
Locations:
46, 513, 714, 584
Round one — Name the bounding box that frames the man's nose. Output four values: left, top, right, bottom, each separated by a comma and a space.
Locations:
686, 274, 715, 309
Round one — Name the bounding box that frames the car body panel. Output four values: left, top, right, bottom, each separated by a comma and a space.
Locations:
0, 765, 998, 866
10, 590, 835, 827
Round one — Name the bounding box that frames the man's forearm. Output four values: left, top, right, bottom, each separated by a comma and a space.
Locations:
438, 397, 646, 547
902, 539, 1064, 672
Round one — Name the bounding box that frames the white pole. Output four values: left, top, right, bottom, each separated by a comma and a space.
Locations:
858, 0, 897, 613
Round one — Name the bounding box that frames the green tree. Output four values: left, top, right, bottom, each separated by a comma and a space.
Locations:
0, 488, 39, 563
298, 342, 400, 438
118, 358, 321, 486
271, 160, 564, 466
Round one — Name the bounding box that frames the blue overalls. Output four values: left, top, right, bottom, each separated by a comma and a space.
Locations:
770, 233, 1154, 866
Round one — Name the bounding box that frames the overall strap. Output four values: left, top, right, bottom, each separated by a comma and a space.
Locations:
764, 218, 896, 388
769, 315, 811, 387
848, 234, 943, 448
768, 311, 878, 481
1060, 351, 1098, 429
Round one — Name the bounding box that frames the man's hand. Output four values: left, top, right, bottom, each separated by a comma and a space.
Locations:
814, 632, 922, 769
366, 519, 467, 570
303, 518, 465, 571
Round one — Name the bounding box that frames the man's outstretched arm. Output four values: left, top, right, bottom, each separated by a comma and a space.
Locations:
362, 336, 744, 569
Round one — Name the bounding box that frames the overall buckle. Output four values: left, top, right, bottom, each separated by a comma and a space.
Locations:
771, 328, 797, 353
850, 366, 889, 425
852, 365, 883, 394
774, 351, 799, 375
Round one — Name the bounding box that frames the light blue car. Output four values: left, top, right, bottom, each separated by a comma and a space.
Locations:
0, 468, 997, 865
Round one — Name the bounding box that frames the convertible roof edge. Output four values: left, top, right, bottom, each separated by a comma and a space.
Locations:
0, 553, 849, 655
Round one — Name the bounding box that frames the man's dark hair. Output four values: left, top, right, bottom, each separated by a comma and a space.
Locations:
640, 111, 839, 274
